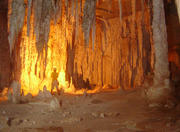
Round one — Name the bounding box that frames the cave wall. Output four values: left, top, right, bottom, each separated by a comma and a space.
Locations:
0, 0, 11, 90
8, 0, 155, 91
69, 0, 154, 90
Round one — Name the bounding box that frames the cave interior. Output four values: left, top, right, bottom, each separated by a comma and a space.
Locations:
0, 0, 180, 131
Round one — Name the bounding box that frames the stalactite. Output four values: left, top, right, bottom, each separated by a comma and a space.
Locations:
92, 17, 96, 50
141, 0, 144, 22
71, 0, 75, 16
27, 0, 32, 36
175, 0, 180, 22
75, 0, 79, 41
80, 0, 82, 14
118, 0, 122, 21
132, 0, 136, 18
33, 0, 53, 53
33, 0, 42, 48
82, 0, 96, 46
65, 0, 69, 17
8, 0, 25, 55
52, 0, 62, 24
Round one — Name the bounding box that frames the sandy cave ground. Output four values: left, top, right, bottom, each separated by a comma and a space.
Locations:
0, 89, 180, 132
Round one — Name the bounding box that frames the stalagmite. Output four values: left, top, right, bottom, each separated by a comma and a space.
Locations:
8, 0, 25, 55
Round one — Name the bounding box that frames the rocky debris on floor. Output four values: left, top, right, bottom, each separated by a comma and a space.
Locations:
62, 112, 71, 118
21, 93, 33, 103
122, 120, 143, 131
100, 113, 105, 118
37, 86, 52, 100
6, 117, 14, 127
61, 117, 83, 124
148, 103, 160, 108
0, 89, 179, 132
164, 99, 176, 109
92, 112, 99, 118
91, 112, 120, 118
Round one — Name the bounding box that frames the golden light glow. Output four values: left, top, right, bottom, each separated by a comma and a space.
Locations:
17, 8, 118, 97
0, 88, 8, 101
18, 15, 106, 96
19, 15, 71, 95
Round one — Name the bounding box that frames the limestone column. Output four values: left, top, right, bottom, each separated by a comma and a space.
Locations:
146, 0, 170, 102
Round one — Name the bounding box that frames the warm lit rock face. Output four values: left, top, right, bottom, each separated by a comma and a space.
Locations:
69, 0, 154, 90
0, 0, 11, 90
8, 0, 154, 94
9, 0, 73, 95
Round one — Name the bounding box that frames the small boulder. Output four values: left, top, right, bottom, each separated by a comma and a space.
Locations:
50, 97, 60, 110
100, 113, 105, 118
43, 85, 52, 98
37, 86, 52, 100
149, 103, 160, 108
92, 112, 98, 118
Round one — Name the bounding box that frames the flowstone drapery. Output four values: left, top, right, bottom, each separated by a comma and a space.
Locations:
8, 0, 168, 96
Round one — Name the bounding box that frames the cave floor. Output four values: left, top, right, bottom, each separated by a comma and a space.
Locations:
0, 89, 180, 132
